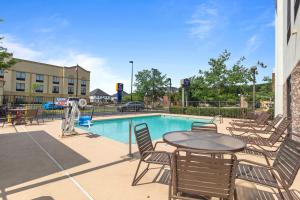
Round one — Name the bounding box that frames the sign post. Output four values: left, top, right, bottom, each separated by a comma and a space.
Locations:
116, 83, 124, 103
181, 78, 190, 108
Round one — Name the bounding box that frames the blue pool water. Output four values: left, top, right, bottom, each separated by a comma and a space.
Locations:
77, 115, 210, 143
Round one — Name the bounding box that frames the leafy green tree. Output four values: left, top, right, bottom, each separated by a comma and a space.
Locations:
189, 50, 270, 102
0, 20, 17, 70
134, 68, 168, 101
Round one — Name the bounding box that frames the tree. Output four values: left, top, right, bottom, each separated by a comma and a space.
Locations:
0, 19, 17, 70
189, 50, 269, 102
134, 68, 168, 102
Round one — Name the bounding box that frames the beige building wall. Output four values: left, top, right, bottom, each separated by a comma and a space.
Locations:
1, 59, 90, 102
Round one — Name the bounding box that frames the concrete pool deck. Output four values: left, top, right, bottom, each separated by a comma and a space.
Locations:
0, 113, 299, 200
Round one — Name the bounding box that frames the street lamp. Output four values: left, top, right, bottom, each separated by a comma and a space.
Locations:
129, 61, 134, 101
167, 78, 172, 111
251, 66, 257, 111
151, 68, 158, 108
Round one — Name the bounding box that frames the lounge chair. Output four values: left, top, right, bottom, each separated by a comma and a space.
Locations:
243, 133, 300, 160
191, 122, 218, 133
132, 123, 171, 186
170, 149, 238, 200
227, 114, 283, 135
230, 112, 271, 128
232, 111, 260, 123
230, 117, 291, 148
236, 137, 300, 200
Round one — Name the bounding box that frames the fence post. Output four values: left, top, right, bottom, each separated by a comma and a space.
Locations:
218, 101, 221, 116
128, 120, 133, 157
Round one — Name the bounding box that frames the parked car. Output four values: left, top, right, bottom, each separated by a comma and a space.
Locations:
43, 102, 64, 110
117, 101, 145, 112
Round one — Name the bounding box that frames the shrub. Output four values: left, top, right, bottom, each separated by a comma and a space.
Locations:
170, 106, 248, 118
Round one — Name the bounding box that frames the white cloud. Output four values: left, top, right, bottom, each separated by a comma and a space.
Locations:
1, 34, 129, 95
246, 34, 260, 52
266, 20, 275, 27
45, 52, 130, 94
1, 34, 42, 60
187, 3, 219, 39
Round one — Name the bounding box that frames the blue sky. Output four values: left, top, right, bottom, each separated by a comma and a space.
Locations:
1, 0, 275, 94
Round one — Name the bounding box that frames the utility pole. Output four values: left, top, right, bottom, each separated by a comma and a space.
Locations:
167, 78, 172, 111
129, 61, 134, 101
76, 64, 79, 97
251, 66, 257, 111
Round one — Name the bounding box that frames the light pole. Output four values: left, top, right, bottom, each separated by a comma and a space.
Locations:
251, 66, 257, 111
151, 68, 157, 109
129, 61, 134, 101
167, 78, 172, 111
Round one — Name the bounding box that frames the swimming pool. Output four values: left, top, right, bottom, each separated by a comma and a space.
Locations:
78, 115, 210, 143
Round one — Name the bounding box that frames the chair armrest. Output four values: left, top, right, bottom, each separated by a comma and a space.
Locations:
245, 146, 271, 166
153, 141, 166, 150
141, 150, 171, 165
238, 159, 272, 168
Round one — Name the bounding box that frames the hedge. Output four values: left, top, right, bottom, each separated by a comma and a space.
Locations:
170, 106, 249, 118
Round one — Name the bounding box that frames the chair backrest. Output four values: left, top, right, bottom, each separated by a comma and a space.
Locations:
191, 122, 217, 133
134, 123, 154, 159
26, 109, 38, 118
264, 114, 283, 132
171, 149, 237, 200
269, 117, 291, 145
273, 137, 300, 187
255, 112, 271, 125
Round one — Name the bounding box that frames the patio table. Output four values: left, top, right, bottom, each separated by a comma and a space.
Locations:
163, 131, 246, 152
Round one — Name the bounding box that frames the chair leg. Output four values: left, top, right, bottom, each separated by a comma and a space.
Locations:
283, 187, 294, 200
131, 160, 150, 186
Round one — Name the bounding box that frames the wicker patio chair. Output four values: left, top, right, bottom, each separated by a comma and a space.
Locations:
230, 112, 271, 128
191, 122, 218, 133
170, 149, 238, 200
132, 123, 171, 186
237, 137, 300, 200
227, 114, 283, 136
230, 117, 291, 148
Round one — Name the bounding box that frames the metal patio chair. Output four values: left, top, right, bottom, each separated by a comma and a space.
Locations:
230, 117, 291, 148
170, 149, 238, 200
191, 122, 218, 133
132, 123, 171, 186
227, 114, 283, 135
22, 109, 39, 125
237, 137, 300, 200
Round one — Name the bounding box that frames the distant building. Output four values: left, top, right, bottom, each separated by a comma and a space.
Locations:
275, 1, 300, 132
90, 88, 111, 103
0, 59, 90, 104
111, 91, 129, 102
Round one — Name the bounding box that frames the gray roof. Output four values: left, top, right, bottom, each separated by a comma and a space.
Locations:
90, 88, 110, 96
112, 91, 129, 97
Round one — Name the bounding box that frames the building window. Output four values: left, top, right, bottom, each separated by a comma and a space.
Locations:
288, 0, 292, 43
0, 69, 4, 78
53, 76, 60, 84
68, 87, 74, 94
35, 84, 43, 93
15, 96, 24, 104
16, 83, 25, 91
295, 0, 300, 20
34, 96, 43, 103
52, 86, 59, 93
16, 71, 26, 81
68, 79, 74, 85
36, 74, 44, 83
81, 80, 86, 86
81, 87, 86, 95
